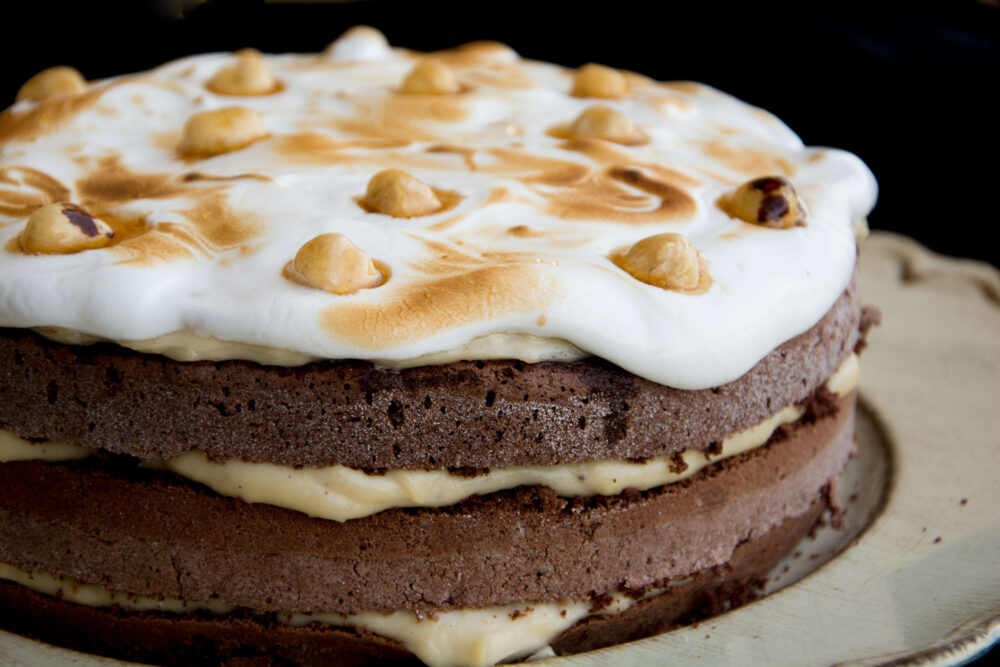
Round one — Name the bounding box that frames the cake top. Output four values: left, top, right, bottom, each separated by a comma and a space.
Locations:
0, 27, 876, 389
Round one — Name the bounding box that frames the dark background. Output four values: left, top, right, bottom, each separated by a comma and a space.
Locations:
2, 0, 997, 265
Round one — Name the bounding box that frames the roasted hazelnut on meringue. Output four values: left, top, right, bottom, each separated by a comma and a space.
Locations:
568, 106, 642, 144
571, 63, 628, 99
400, 60, 461, 95
16, 67, 87, 103
18, 203, 114, 255
178, 107, 268, 157
361, 169, 442, 218
207, 49, 278, 96
720, 176, 806, 229
614, 233, 703, 290
286, 233, 383, 294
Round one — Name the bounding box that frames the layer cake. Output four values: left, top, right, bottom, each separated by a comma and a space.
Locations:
0, 27, 878, 666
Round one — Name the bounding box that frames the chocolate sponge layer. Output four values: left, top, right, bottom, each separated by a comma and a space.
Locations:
0, 390, 855, 615
0, 497, 826, 667
0, 270, 865, 469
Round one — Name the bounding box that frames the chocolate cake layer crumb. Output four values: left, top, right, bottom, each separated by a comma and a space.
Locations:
0, 497, 826, 667
0, 271, 862, 469
0, 392, 855, 615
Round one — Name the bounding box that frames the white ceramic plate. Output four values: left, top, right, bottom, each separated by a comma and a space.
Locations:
2, 232, 998, 666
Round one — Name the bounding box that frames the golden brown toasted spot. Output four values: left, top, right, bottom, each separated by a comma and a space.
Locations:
426, 144, 478, 170
611, 233, 708, 291
178, 107, 268, 157
507, 225, 542, 238
432, 40, 517, 64
275, 132, 414, 166
545, 166, 696, 224
0, 83, 114, 146
333, 92, 469, 142
17, 203, 114, 254
662, 81, 705, 95
16, 67, 87, 103
321, 264, 563, 348
360, 169, 443, 218
571, 64, 628, 99
207, 49, 280, 96
75, 155, 190, 209
174, 193, 262, 252
112, 227, 196, 265
400, 59, 462, 95
285, 233, 384, 294
0, 166, 71, 220
701, 140, 796, 177
718, 176, 806, 229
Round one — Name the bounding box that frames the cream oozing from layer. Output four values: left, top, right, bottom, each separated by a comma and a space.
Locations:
32, 327, 587, 367
0, 561, 657, 667
0, 354, 859, 520
0, 30, 877, 390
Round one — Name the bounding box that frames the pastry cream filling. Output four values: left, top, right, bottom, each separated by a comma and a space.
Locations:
0, 354, 858, 521
0, 561, 659, 667
32, 327, 588, 368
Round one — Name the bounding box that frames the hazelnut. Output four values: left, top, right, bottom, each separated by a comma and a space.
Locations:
286, 233, 382, 295
178, 107, 267, 157
16, 66, 87, 103
614, 233, 702, 290
720, 176, 806, 229
207, 49, 277, 96
568, 106, 642, 144
361, 169, 442, 218
571, 63, 627, 99
400, 60, 460, 95
18, 203, 114, 255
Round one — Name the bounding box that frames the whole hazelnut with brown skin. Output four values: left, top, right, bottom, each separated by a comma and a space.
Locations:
720, 176, 806, 229
19, 203, 114, 254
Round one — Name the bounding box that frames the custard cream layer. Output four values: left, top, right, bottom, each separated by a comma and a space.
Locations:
0, 561, 655, 667
0, 29, 877, 390
0, 354, 858, 521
